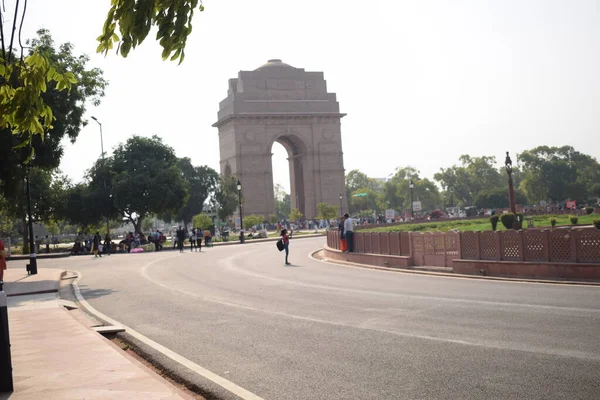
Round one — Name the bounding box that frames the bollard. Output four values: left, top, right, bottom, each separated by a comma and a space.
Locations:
0, 282, 13, 393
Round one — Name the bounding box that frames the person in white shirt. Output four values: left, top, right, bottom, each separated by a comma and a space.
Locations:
343, 213, 354, 253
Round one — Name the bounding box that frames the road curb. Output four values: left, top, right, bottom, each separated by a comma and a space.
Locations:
309, 249, 600, 287
7, 252, 71, 261
69, 271, 265, 400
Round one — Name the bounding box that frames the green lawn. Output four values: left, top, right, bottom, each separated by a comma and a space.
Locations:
362, 213, 600, 233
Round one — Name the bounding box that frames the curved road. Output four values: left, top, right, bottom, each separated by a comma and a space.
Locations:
9, 237, 600, 399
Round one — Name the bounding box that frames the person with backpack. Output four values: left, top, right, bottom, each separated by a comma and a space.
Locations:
280, 229, 291, 265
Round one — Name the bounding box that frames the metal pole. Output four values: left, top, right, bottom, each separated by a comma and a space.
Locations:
92, 117, 110, 238
25, 168, 37, 275
238, 190, 244, 244
0, 284, 13, 393
339, 194, 343, 215
410, 187, 414, 220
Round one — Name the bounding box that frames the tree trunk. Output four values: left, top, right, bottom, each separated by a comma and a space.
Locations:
133, 218, 142, 235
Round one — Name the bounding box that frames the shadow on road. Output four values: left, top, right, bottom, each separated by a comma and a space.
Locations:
78, 286, 117, 299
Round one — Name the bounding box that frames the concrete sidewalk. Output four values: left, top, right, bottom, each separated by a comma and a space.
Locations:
2, 268, 64, 297
1, 271, 192, 400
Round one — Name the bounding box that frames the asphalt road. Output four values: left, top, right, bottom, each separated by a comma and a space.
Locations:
7, 238, 600, 399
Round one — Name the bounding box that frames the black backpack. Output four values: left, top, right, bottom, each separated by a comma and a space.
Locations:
276, 239, 284, 251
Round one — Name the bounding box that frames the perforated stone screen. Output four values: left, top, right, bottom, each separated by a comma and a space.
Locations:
577, 229, 600, 263
523, 230, 546, 261
480, 231, 500, 260
501, 230, 521, 261
460, 231, 478, 260
549, 230, 572, 262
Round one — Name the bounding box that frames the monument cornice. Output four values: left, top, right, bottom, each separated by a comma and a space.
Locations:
212, 112, 346, 128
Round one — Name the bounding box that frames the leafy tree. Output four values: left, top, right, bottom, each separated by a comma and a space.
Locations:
382, 167, 442, 212
289, 208, 303, 223
192, 213, 213, 230
345, 169, 381, 200
316, 203, 338, 221
98, 0, 205, 63
1, 30, 107, 206
268, 214, 278, 224
243, 214, 264, 230
163, 158, 218, 227
44, 220, 60, 236
274, 185, 291, 221
434, 155, 504, 206
1, 27, 79, 151
518, 146, 600, 203
96, 135, 188, 234
349, 188, 383, 214
142, 216, 155, 232
54, 182, 111, 233
214, 176, 240, 221
473, 188, 528, 209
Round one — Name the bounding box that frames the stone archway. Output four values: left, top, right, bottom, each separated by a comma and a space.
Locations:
269, 133, 308, 216
213, 59, 348, 219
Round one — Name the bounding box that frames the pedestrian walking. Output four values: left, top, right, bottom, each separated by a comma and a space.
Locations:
45, 235, 50, 253
177, 226, 185, 253
104, 234, 112, 256
190, 229, 197, 252
281, 228, 291, 265
92, 232, 102, 258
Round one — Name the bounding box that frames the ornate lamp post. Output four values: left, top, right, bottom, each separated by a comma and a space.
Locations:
339, 193, 343, 215
505, 152, 517, 214
237, 180, 244, 243
91, 116, 111, 238
409, 180, 415, 220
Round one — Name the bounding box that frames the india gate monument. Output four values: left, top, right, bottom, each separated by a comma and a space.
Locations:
213, 59, 348, 220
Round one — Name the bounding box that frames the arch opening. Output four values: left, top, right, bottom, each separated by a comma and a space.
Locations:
270, 135, 307, 221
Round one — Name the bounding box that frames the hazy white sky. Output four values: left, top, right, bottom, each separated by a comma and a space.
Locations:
9, 0, 600, 192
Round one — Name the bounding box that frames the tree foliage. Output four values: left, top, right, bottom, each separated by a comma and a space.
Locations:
0, 26, 84, 153
473, 188, 528, 209
97, 0, 205, 64
518, 146, 600, 203
316, 202, 338, 221
289, 208, 303, 222
383, 167, 442, 213
434, 155, 504, 206
274, 184, 291, 221
243, 214, 264, 230
93, 135, 188, 233
54, 181, 113, 233
214, 176, 240, 221
163, 158, 218, 227
345, 169, 381, 200
1, 30, 107, 205
192, 213, 213, 230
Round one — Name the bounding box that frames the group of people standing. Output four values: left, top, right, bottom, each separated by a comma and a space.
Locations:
174, 227, 213, 253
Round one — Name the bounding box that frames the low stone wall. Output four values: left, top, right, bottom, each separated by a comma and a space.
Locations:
322, 246, 412, 269
453, 259, 600, 280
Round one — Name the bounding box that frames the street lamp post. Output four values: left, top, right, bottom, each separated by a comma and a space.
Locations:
339, 193, 343, 215
450, 187, 454, 208
91, 117, 111, 238
25, 165, 37, 275
504, 151, 517, 214
237, 180, 244, 243
409, 180, 415, 220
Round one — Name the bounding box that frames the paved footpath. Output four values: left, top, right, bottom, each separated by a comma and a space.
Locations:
1, 269, 192, 400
